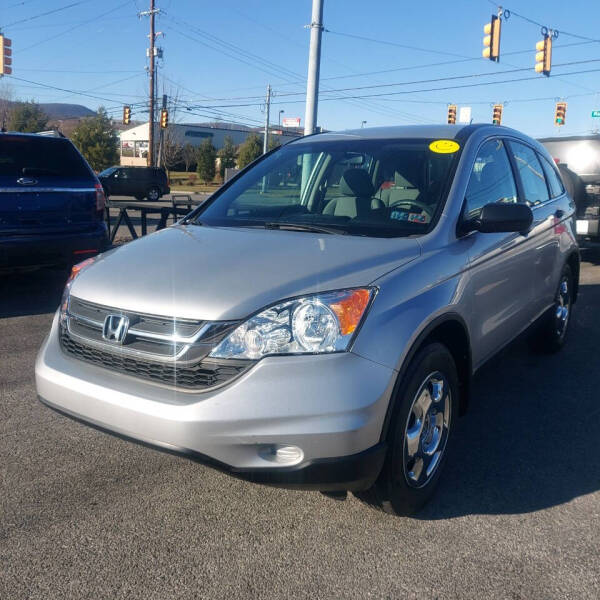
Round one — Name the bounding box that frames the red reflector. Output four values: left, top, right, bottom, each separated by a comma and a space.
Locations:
94, 182, 106, 211
73, 249, 97, 255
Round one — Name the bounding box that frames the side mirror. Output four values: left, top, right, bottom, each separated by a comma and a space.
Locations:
466, 202, 533, 234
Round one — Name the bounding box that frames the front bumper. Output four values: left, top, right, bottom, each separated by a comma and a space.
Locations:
0, 223, 108, 269
36, 312, 395, 491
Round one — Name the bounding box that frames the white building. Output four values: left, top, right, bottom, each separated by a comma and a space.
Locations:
119, 122, 301, 166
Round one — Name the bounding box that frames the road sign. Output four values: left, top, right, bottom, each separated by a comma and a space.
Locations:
282, 117, 301, 128
458, 106, 472, 124
592, 110, 600, 118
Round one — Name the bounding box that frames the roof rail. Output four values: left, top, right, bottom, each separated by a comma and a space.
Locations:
36, 130, 65, 138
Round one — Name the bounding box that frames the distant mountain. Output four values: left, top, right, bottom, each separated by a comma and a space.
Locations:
38, 103, 95, 119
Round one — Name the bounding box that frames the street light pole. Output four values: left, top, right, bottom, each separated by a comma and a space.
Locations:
303, 0, 323, 136
278, 109, 284, 126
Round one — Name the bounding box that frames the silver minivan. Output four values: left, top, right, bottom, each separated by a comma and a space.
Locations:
36, 124, 579, 515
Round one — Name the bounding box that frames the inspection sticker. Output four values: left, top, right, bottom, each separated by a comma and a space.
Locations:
429, 140, 460, 154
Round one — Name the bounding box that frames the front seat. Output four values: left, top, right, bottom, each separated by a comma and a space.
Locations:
323, 169, 384, 218
381, 171, 420, 207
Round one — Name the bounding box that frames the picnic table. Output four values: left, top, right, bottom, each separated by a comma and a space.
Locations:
105, 194, 205, 242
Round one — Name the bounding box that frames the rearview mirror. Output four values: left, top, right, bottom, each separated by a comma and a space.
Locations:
466, 202, 533, 234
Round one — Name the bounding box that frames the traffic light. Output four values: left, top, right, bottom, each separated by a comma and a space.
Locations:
123, 105, 131, 125
0, 35, 12, 75
483, 14, 501, 61
492, 104, 503, 125
160, 108, 168, 129
447, 104, 457, 124
535, 35, 552, 76
555, 102, 567, 126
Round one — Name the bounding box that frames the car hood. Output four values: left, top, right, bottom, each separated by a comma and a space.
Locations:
71, 225, 420, 320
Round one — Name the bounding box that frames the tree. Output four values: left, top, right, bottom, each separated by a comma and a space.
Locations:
8, 101, 48, 133
237, 133, 262, 169
70, 107, 119, 172
182, 143, 196, 172
218, 135, 237, 179
196, 138, 216, 184
268, 135, 281, 151
0, 81, 15, 131
161, 128, 183, 172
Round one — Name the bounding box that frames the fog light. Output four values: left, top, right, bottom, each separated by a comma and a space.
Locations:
259, 444, 304, 465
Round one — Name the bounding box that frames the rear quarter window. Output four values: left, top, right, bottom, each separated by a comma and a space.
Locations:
538, 153, 564, 198
0, 136, 93, 178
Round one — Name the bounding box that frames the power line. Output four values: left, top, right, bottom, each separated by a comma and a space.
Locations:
17, 68, 141, 74
6, 74, 147, 105
325, 29, 474, 59
6, 0, 44, 9
4, 0, 93, 29
18, 1, 131, 53
302, 67, 600, 103
162, 18, 430, 124
166, 59, 600, 106
486, 1, 600, 43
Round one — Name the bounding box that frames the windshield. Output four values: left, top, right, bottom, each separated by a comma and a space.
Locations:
194, 138, 460, 237
99, 166, 117, 177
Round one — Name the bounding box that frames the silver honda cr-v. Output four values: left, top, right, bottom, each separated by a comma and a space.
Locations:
36, 124, 579, 515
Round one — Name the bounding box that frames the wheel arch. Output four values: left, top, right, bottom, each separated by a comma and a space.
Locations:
380, 313, 472, 442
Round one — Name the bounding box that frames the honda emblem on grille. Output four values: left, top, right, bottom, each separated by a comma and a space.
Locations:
102, 314, 129, 344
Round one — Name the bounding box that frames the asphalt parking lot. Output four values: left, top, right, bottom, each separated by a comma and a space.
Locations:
1, 246, 599, 599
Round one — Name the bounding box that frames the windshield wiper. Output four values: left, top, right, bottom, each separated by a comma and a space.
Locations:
264, 222, 347, 235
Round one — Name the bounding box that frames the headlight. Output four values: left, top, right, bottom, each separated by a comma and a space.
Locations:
209, 288, 374, 360
60, 257, 96, 317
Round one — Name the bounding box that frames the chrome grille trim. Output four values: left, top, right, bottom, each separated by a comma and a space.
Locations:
64, 296, 238, 365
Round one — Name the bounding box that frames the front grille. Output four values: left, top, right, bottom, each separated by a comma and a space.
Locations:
60, 297, 249, 390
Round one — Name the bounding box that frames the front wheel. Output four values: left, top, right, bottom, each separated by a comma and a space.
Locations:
355, 343, 459, 516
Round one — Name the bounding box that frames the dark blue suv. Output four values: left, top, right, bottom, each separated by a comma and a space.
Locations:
0, 133, 109, 271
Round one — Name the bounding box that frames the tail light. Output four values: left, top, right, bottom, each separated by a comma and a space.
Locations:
95, 182, 106, 212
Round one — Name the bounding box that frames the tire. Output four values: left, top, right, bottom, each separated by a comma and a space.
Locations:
147, 186, 160, 201
530, 264, 573, 353
355, 342, 459, 516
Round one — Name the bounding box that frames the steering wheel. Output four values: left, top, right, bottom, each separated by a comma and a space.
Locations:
390, 199, 434, 217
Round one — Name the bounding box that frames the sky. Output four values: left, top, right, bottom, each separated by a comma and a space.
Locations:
2, 0, 600, 138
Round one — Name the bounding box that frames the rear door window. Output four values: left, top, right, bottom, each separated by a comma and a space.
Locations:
538, 154, 564, 198
464, 139, 518, 218
508, 141, 550, 205
0, 136, 92, 178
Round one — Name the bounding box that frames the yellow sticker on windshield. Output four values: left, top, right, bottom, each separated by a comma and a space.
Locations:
429, 140, 460, 154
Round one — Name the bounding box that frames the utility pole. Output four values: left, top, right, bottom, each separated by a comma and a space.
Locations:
157, 93, 167, 167
148, 0, 156, 166
304, 0, 324, 135
263, 84, 271, 154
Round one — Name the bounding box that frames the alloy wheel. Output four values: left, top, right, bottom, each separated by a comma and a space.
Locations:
403, 372, 451, 489
555, 277, 571, 339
